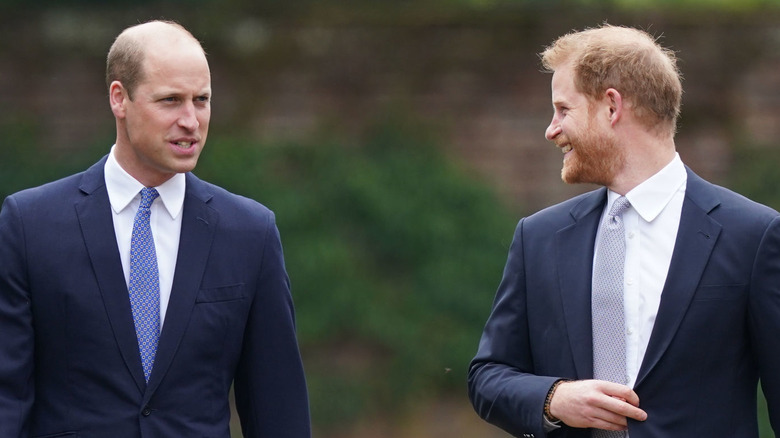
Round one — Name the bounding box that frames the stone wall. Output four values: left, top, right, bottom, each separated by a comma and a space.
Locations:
2, 6, 780, 214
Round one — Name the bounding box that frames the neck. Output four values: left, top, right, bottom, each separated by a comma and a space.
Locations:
608, 139, 676, 195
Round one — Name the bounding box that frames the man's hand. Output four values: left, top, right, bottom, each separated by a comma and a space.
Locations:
549, 380, 647, 431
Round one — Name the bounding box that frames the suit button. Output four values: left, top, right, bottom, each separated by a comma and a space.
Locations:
142, 406, 152, 416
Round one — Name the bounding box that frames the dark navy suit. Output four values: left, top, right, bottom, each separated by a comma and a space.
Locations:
0, 157, 310, 437
468, 168, 780, 437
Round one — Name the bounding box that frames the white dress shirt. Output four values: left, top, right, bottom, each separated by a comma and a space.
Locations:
544, 154, 687, 434
595, 153, 687, 388
104, 146, 185, 327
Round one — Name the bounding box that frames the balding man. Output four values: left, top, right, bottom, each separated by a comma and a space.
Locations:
0, 20, 311, 437
468, 25, 780, 437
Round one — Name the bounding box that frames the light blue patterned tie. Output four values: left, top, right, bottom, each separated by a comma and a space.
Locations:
128, 187, 160, 383
592, 196, 630, 438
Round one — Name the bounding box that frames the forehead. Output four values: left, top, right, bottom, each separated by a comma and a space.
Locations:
139, 39, 211, 91
550, 63, 586, 106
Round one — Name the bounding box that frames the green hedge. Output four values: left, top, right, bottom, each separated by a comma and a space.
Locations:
194, 119, 517, 427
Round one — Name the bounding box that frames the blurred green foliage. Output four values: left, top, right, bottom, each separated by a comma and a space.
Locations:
759, 388, 773, 438
731, 144, 780, 212
0, 117, 102, 197
195, 118, 517, 428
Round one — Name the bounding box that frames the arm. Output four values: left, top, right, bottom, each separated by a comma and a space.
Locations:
468, 219, 645, 436
0, 196, 34, 437
749, 216, 780, 433
234, 214, 311, 438
468, 219, 560, 437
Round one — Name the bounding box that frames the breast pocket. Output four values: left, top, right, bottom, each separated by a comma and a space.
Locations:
196, 284, 246, 304
189, 284, 248, 358
693, 284, 745, 301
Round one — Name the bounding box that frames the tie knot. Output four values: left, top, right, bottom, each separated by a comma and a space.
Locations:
139, 187, 159, 210
609, 196, 630, 218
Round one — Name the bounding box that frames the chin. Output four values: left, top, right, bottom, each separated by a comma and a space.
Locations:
561, 166, 608, 186
174, 157, 200, 173
561, 163, 581, 185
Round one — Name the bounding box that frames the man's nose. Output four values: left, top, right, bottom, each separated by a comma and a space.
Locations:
545, 119, 561, 141
178, 102, 199, 130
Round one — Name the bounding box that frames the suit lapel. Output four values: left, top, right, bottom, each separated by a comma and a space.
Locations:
76, 157, 147, 393
634, 169, 721, 388
144, 174, 217, 399
557, 189, 607, 379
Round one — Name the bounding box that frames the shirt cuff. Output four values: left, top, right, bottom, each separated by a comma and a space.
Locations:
543, 414, 562, 432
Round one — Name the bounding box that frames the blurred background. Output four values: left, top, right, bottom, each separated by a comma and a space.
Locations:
1, 0, 779, 436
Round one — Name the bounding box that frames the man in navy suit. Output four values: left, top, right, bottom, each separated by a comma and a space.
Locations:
0, 20, 310, 437
468, 25, 780, 437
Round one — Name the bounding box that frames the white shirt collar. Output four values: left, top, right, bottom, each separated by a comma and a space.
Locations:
105, 145, 186, 219
607, 153, 687, 223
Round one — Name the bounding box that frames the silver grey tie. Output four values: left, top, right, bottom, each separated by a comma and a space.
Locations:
592, 196, 630, 438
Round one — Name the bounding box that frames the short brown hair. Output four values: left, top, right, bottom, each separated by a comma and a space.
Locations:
541, 25, 682, 134
105, 20, 200, 99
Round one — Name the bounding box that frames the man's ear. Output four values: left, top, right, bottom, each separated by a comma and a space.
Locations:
605, 88, 623, 126
109, 81, 128, 119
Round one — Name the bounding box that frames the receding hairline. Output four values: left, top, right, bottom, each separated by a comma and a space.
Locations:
115, 20, 204, 55
106, 20, 207, 96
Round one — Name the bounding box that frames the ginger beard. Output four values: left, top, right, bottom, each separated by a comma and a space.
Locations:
558, 110, 625, 187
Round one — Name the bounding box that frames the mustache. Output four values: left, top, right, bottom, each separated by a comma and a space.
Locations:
554, 135, 570, 148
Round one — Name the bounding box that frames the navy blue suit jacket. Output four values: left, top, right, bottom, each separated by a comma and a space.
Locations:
0, 157, 311, 437
468, 168, 780, 437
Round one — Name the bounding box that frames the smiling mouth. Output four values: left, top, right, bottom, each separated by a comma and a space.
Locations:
173, 141, 195, 149
560, 144, 572, 153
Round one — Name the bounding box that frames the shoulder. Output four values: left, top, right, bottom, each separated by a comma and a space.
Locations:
187, 173, 276, 226
521, 188, 605, 230
4, 156, 107, 209
686, 169, 778, 225
4, 172, 87, 213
